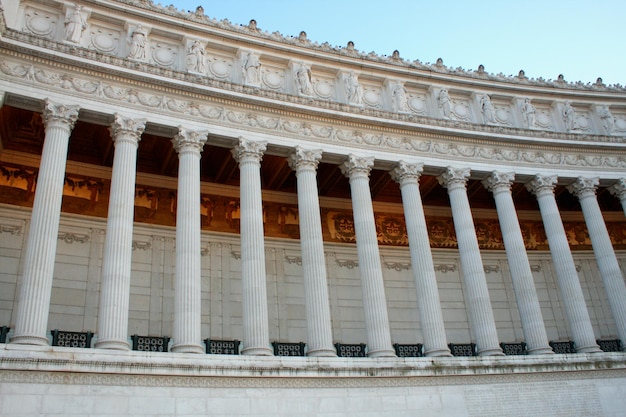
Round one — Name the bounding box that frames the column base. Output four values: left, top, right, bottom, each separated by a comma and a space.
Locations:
306, 348, 337, 357
575, 343, 602, 354
241, 346, 274, 356
10, 333, 49, 346
424, 347, 453, 357
171, 343, 204, 354
526, 346, 555, 355
367, 348, 397, 358
476, 346, 505, 356
94, 339, 130, 350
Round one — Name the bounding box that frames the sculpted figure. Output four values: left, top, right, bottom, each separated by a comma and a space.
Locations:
64, 5, 87, 43
186, 40, 206, 73
295, 63, 314, 96
521, 98, 536, 128
242, 52, 261, 86
438, 89, 451, 118
345, 72, 363, 105
128, 24, 148, 61
562, 100, 575, 131
391, 82, 408, 112
480, 94, 495, 124
598, 105, 614, 134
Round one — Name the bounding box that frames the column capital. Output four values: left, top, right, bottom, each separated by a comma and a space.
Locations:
340, 154, 374, 179
231, 137, 267, 164
608, 178, 626, 200
389, 160, 423, 185
42, 99, 80, 129
567, 177, 599, 200
526, 174, 557, 197
110, 114, 146, 146
172, 127, 208, 154
437, 166, 470, 191
287, 146, 322, 172
483, 171, 515, 195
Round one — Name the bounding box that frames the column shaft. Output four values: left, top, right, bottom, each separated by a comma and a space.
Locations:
391, 162, 450, 356
288, 148, 336, 356
527, 175, 600, 353
11, 101, 79, 345
438, 167, 503, 356
96, 115, 145, 350
171, 128, 208, 353
341, 155, 395, 357
483, 172, 553, 354
233, 138, 273, 356
569, 177, 626, 345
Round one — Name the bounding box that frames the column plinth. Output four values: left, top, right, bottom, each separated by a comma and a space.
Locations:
95, 115, 145, 350
390, 161, 450, 357
341, 155, 395, 358
527, 175, 601, 353
568, 177, 626, 345
438, 167, 503, 356
11, 100, 79, 345
232, 138, 273, 356
170, 128, 208, 354
288, 147, 336, 357
483, 172, 553, 355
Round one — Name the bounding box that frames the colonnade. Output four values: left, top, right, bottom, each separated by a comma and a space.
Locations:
9, 100, 626, 356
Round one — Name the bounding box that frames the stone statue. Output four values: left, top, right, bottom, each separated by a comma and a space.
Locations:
186, 40, 206, 74
242, 52, 261, 86
480, 94, 495, 124
598, 105, 614, 134
562, 101, 575, 131
64, 5, 87, 44
345, 72, 363, 105
521, 98, 536, 128
438, 89, 451, 118
391, 82, 408, 112
128, 24, 148, 61
295, 63, 314, 96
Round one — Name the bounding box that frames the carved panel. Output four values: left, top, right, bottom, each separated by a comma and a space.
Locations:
88, 25, 120, 54
23, 7, 59, 39
150, 41, 179, 69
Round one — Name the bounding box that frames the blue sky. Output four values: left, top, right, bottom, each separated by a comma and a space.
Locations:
170, 0, 625, 86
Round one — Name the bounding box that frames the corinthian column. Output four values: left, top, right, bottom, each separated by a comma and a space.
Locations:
608, 178, 626, 217
526, 175, 601, 353
340, 155, 395, 358
438, 167, 503, 356
95, 115, 146, 350
171, 127, 208, 354
232, 137, 273, 356
288, 147, 336, 357
11, 100, 79, 345
483, 172, 553, 355
568, 177, 626, 345
390, 161, 450, 356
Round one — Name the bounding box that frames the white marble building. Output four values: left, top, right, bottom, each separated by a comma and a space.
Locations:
0, 0, 626, 415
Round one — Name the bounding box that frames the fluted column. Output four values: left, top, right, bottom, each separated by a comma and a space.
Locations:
171, 127, 208, 354
568, 177, 626, 345
438, 167, 503, 356
232, 137, 273, 356
340, 155, 395, 358
95, 115, 146, 350
608, 178, 626, 217
390, 161, 451, 357
526, 175, 601, 353
11, 100, 79, 345
288, 147, 336, 357
483, 172, 553, 354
